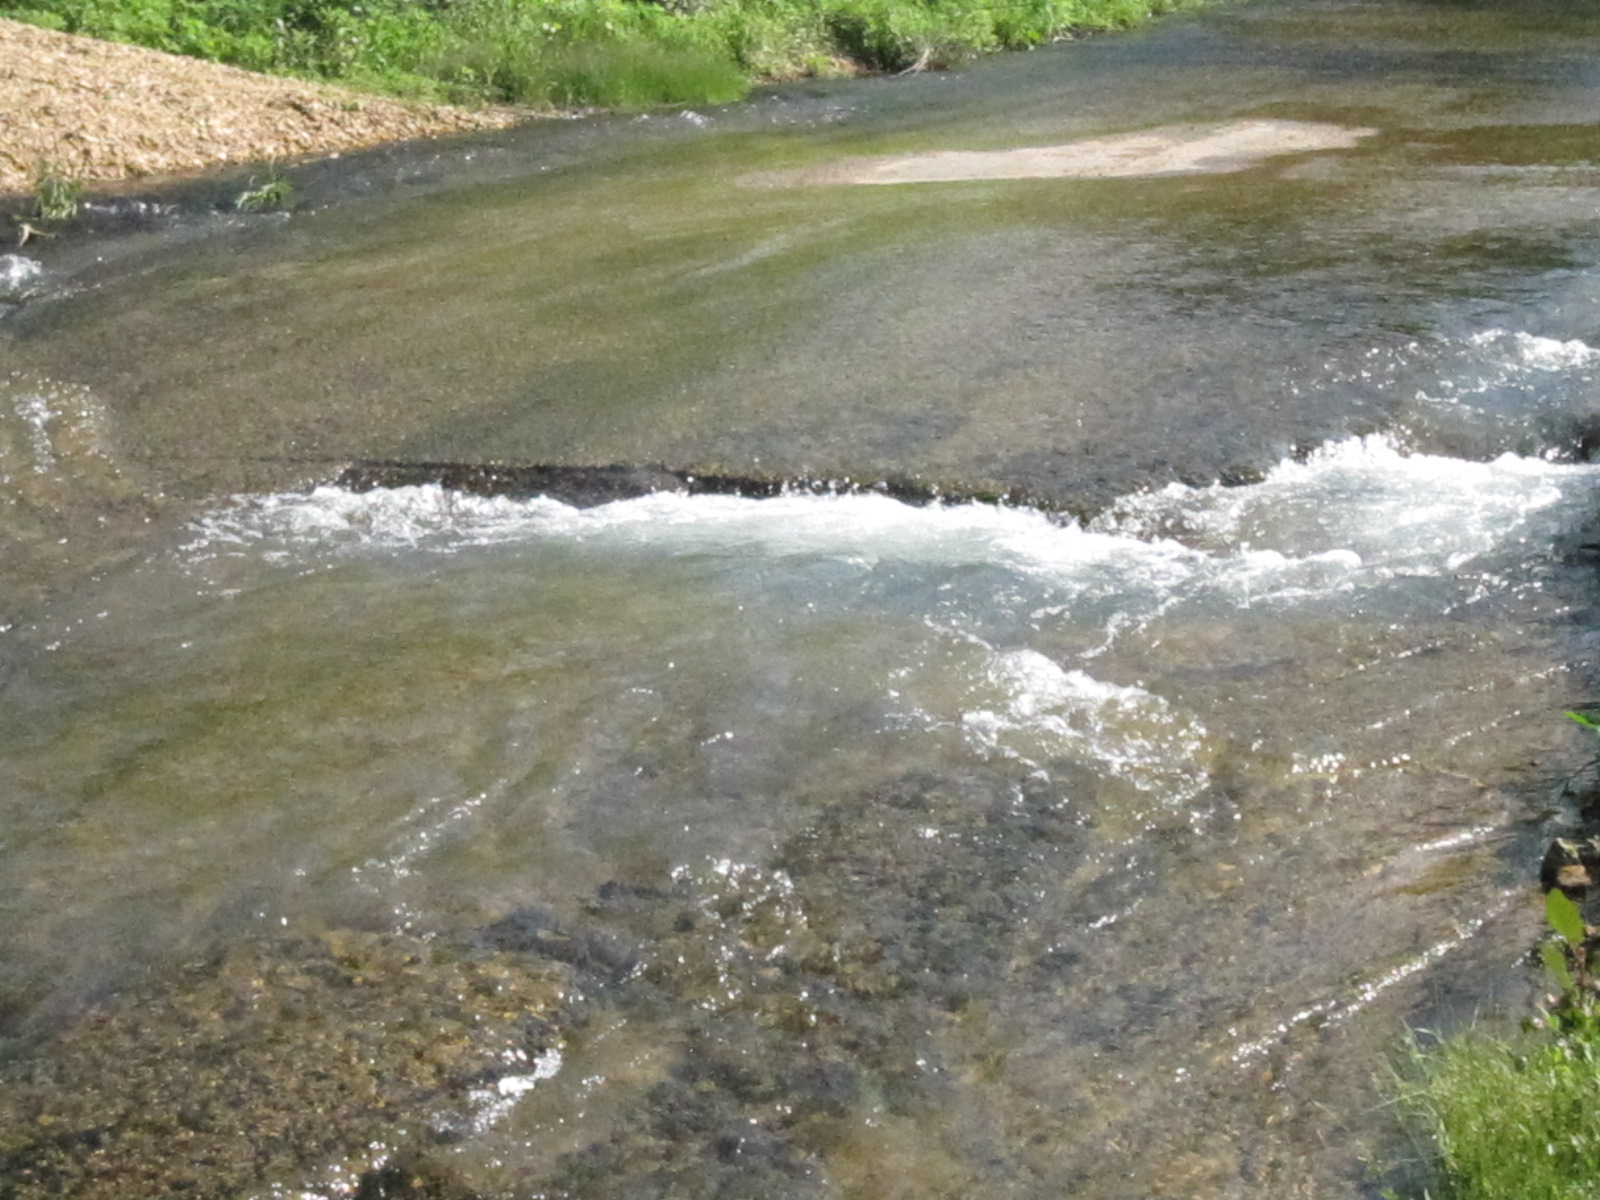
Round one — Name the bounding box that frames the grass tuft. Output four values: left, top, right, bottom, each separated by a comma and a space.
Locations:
31, 160, 82, 221
1391, 886, 1600, 1200
234, 162, 295, 211
1393, 1026, 1600, 1200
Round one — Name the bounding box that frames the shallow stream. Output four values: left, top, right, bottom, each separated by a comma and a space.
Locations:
7, 0, 1600, 1195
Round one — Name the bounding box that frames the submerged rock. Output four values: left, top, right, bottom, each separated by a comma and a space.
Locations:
1540, 837, 1600, 897
0, 929, 570, 1199
507, 769, 1091, 1200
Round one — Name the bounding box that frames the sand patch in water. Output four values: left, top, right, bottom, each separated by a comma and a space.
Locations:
761, 119, 1377, 185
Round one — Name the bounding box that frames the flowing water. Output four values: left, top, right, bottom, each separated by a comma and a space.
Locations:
6, 0, 1600, 1196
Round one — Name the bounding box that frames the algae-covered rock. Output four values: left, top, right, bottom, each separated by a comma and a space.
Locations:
513, 768, 1088, 1200
0, 768, 1093, 1200
0, 929, 570, 1199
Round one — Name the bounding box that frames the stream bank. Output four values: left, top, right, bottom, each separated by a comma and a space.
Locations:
0, 16, 520, 199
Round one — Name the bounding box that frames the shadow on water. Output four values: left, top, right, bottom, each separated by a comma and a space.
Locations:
8, 0, 1600, 1195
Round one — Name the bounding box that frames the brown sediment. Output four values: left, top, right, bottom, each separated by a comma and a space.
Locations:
0, 16, 524, 197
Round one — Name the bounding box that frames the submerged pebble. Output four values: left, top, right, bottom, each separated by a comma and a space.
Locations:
0, 930, 569, 1199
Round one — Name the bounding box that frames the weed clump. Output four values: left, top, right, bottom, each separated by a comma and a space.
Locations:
234, 161, 295, 211
30, 160, 81, 221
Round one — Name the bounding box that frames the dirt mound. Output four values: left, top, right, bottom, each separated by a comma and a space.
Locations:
0, 17, 521, 196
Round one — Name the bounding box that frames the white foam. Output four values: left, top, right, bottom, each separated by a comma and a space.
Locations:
187, 435, 1591, 579
1097, 434, 1592, 589
1471, 328, 1600, 372
0, 254, 45, 301
182, 485, 571, 560
957, 649, 1211, 799
1402, 328, 1600, 429
174, 438, 1600, 680
188, 484, 1070, 559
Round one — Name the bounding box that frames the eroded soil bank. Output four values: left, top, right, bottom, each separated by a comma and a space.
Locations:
0, 17, 518, 196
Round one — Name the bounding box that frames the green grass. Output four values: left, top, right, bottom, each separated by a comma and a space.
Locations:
0, 0, 1207, 110
1393, 1026, 1600, 1200
31, 160, 83, 220
1391, 889, 1600, 1200
235, 163, 295, 210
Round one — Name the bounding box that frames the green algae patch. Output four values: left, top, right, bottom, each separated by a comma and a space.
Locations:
0, 930, 571, 1199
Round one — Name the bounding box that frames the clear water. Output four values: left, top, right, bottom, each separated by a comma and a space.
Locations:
6, 0, 1600, 1195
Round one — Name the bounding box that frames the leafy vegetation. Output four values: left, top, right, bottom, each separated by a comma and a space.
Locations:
234, 161, 296, 210
1391, 888, 1600, 1200
0, 0, 1203, 109
30, 160, 82, 220
1559, 708, 1600, 819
